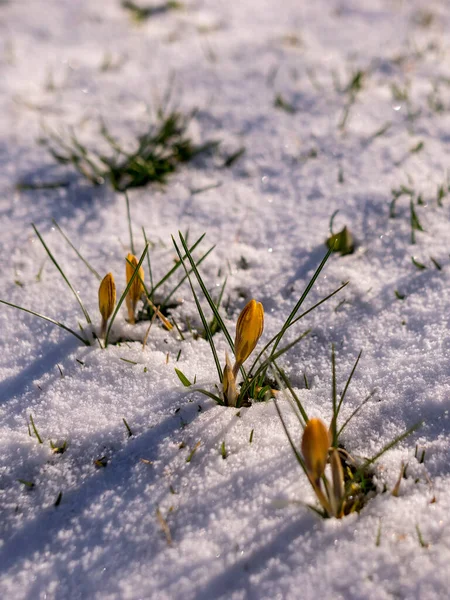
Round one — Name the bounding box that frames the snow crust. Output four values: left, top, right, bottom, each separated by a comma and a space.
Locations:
1, 0, 450, 598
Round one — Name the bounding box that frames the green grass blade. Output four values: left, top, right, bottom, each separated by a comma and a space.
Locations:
246, 264, 345, 377
196, 388, 224, 405
32, 223, 92, 324
178, 232, 233, 347
269, 246, 333, 359
150, 233, 206, 296
336, 350, 362, 418
178, 232, 238, 363
142, 227, 154, 293
363, 421, 423, 468
0, 299, 90, 345
273, 398, 308, 476
105, 244, 149, 347
240, 330, 310, 400
331, 344, 338, 447
175, 368, 192, 387
272, 360, 309, 424
337, 391, 375, 439
29, 414, 43, 444
125, 192, 135, 255
160, 245, 215, 308
172, 236, 223, 381
52, 219, 101, 280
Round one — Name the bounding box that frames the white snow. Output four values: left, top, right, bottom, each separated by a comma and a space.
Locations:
1, 0, 450, 598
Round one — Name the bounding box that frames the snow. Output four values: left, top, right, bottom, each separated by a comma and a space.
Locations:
1, 0, 450, 598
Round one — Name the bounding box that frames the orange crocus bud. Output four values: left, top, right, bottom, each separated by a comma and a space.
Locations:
233, 299, 264, 375
98, 272, 116, 337
125, 253, 144, 324
301, 418, 330, 483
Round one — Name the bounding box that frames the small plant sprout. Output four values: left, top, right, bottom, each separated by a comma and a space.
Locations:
41, 107, 217, 192
98, 273, 116, 337
125, 253, 144, 324
273, 347, 422, 519
173, 231, 348, 408
326, 211, 354, 255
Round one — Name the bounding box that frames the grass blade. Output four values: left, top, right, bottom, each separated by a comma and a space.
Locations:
362, 422, 423, 468
52, 219, 101, 280
272, 360, 309, 424
160, 244, 215, 308
331, 344, 338, 447
29, 414, 43, 444
247, 257, 343, 377
125, 192, 135, 255
336, 350, 362, 418
32, 223, 92, 324
172, 236, 223, 381
0, 299, 90, 345
178, 232, 238, 367
195, 388, 225, 405
273, 398, 308, 477
337, 391, 375, 439
142, 227, 154, 293
105, 244, 149, 347
270, 246, 333, 359
240, 330, 310, 400
151, 233, 207, 296
175, 368, 192, 387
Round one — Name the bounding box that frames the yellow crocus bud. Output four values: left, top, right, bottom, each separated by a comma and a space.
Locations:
125, 253, 144, 324
233, 299, 264, 375
301, 418, 330, 483
98, 273, 116, 337
223, 352, 238, 407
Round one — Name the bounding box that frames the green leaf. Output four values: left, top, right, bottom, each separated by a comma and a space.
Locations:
175, 368, 192, 387
326, 226, 354, 255
52, 219, 101, 280
172, 236, 223, 381
0, 299, 90, 345
32, 224, 92, 323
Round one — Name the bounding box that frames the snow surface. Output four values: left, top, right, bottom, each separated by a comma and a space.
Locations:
1, 0, 450, 598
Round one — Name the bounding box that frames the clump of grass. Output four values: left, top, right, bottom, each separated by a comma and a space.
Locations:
0, 224, 92, 346
338, 68, 367, 130
0, 208, 215, 348
390, 185, 425, 244
173, 232, 348, 408
273, 347, 421, 518
41, 108, 217, 191
122, 0, 182, 23
274, 93, 296, 114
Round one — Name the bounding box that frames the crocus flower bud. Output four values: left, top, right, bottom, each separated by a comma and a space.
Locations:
301, 418, 330, 483
98, 272, 116, 337
223, 352, 239, 407
233, 299, 264, 374
125, 253, 144, 324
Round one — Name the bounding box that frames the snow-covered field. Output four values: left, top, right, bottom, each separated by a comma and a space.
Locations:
1, 1, 450, 598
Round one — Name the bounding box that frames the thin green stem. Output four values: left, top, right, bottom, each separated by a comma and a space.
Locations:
172, 236, 223, 381
52, 219, 101, 280
0, 299, 90, 345
32, 223, 92, 324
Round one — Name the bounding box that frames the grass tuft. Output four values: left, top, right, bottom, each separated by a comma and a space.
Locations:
42, 109, 217, 192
